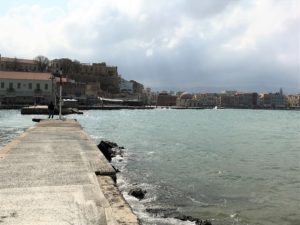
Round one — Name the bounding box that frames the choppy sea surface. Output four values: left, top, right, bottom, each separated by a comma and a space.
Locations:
1, 109, 299, 225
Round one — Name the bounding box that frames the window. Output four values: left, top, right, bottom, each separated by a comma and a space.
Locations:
17, 83, 21, 89
9, 83, 13, 89
28, 83, 32, 89
45, 83, 48, 90
36, 83, 40, 90
1, 82, 4, 88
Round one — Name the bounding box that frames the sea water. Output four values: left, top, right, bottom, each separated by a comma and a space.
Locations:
0, 110, 35, 148
1, 109, 299, 225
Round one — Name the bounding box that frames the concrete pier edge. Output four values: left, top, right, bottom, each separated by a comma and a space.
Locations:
0, 119, 140, 225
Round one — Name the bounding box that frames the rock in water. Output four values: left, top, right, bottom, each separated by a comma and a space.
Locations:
175, 214, 212, 225
128, 188, 147, 200
97, 141, 113, 161
97, 140, 124, 162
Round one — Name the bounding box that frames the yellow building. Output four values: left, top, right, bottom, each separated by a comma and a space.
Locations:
287, 94, 300, 108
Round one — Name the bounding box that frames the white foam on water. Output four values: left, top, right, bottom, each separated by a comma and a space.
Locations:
89, 134, 104, 140
139, 214, 196, 225
187, 196, 209, 207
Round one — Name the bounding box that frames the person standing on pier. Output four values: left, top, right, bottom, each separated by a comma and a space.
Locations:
48, 101, 55, 119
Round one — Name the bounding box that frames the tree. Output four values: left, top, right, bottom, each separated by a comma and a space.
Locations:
34, 55, 49, 72
59, 58, 73, 75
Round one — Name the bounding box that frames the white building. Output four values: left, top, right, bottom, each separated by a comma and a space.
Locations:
0, 71, 54, 105
119, 78, 133, 93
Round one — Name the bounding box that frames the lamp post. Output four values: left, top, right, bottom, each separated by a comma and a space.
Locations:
50, 74, 56, 106
59, 71, 62, 120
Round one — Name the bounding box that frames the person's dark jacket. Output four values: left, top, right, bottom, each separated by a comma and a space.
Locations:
48, 103, 54, 110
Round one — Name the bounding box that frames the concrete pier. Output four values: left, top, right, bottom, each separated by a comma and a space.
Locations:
0, 120, 139, 225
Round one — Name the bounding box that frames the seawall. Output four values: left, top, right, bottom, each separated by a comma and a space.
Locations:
0, 119, 139, 225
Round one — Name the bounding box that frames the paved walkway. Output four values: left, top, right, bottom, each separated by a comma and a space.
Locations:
0, 119, 139, 225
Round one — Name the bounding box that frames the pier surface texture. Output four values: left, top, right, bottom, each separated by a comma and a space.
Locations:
0, 119, 139, 225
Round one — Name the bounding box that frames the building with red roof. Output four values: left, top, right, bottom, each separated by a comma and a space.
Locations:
0, 71, 54, 105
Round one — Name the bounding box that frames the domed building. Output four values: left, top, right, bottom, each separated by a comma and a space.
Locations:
180, 92, 193, 100
176, 92, 196, 107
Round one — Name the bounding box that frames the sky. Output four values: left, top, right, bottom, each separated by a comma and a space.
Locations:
0, 0, 299, 93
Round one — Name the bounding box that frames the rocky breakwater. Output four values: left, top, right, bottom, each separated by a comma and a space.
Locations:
97, 141, 147, 201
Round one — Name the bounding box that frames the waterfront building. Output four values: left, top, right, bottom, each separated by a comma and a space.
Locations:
234, 92, 258, 108
51, 58, 74, 74
270, 91, 286, 108
51, 59, 118, 77
220, 94, 235, 107
287, 94, 300, 108
1, 55, 145, 97
130, 80, 144, 94
220, 92, 257, 108
146, 89, 158, 106
85, 82, 102, 97
257, 93, 271, 108
91, 62, 109, 75
55, 77, 86, 100
80, 62, 118, 76
195, 93, 219, 107
119, 78, 133, 93
84, 82, 102, 105
176, 92, 195, 107
0, 71, 53, 105
80, 63, 93, 74
144, 91, 158, 106
51, 58, 121, 94
0, 55, 38, 72
82, 62, 118, 76
157, 92, 177, 106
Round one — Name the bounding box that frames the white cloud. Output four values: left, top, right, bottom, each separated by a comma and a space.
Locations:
221, 0, 300, 51
0, 0, 298, 92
